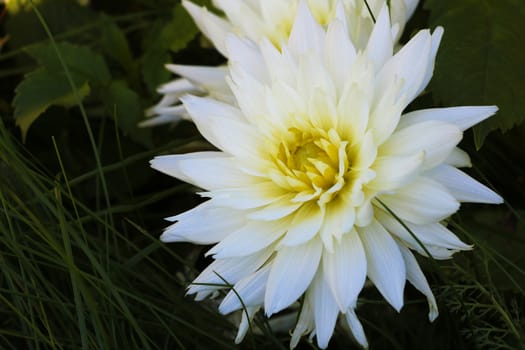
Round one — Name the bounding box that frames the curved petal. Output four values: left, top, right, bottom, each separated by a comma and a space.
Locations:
288, 0, 325, 56
219, 265, 271, 314
365, 5, 393, 71
235, 306, 260, 344
379, 177, 460, 224
182, 0, 230, 55
400, 106, 498, 132
368, 153, 424, 192
207, 218, 289, 258
426, 165, 503, 204
166, 64, 229, 93
358, 220, 406, 311
161, 201, 245, 244
309, 271, 339, 349
382, 121, 462, 171
265, 238, 323, 315
280, 202, 325, 246
150, 152, 255, 190
397, 243, 439, 321
322, 229, 366, 311
345, 308, 369, 349
188, 248, 273, 297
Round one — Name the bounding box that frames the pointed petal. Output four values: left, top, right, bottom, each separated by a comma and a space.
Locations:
400, 106, 499, 131
375, 209, 472, 257
382, 120, 462, 170
182, 0, 230, 55
358, 220, 406, 311
182, 95, 264, 158
161, 201, 245, 244
219, 265, 271, 314
446, 147, 471, 168
345, 308, 369, 349
187, 249, 273, 296
280, 202, 324, 246
207, 219, 288, 258
376, 29, 431, 106
397, 244, 439, 321
426, 165, 503, 204
369, 153, 424, 192
379, 177, 460, 224
291, 297, 315, 349
288, 0, 325, 56
235, 306, 260, 344
323, 229, 366, 311
325, 18, 356, 93
166, 64, 229, 93
150, 152, 254, 190
309, 272, 339, 349
265, 238, 323, 315
365, 5, 393, 71
225, 34, 268, 83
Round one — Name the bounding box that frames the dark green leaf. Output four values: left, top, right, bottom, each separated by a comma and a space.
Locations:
425, 0, 525, 148
102, 80, 151, 146
13, 68, 90, 140
163, 4, 200, 53
99, 14, 134, 72
142, 49, 171, 94
26, 41, 111, 84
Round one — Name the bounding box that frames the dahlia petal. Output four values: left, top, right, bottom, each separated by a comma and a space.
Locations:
345, 308, 369, 349
417, 27, 443, 97
235, 306, 260, 344
376, 29, 431, 106
358, 220, 406, 311
400, 106, 499, 131
337, 83, 369, 141
323, 229, 366, 311
219, 265, 271, 314
265, 238, 323, 315
182, 0, 230, 55
376, 209, 472, 255
205, 182, 286, 209
188, 248, 273, 296
365, 5, 393, 71
320, 199, 356, 251
150, 152, 254, 190
379, 177, 460, 224
183, 96, 264, 158
280, 202, 324, 246
288, 0, 325, 56
310, 272, 339, 349
426, 164, 503, 204
248, 196, 302, 221
446, 147, 472, 168
291, 297, 314, 349
138, 113, 185, 127
382, 120, 462, 170
166, 64, 229, 93
156, 77, 198, 95
225, 34, 268, 83
207, 219, 288, 258
325, 18, 356, 93
161, 201, 245, 244
369, 153, 424, 192
397, 244, 439, 321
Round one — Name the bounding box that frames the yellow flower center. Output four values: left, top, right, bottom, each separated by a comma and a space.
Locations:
272, 127, 349, 205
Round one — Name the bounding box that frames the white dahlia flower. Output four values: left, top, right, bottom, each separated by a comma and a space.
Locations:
151, 4, 502, 348
142, 0, 419, 126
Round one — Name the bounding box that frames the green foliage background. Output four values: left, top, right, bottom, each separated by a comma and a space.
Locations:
0, 0, 524, 349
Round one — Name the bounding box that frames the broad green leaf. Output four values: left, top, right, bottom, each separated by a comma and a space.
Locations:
99, 14, 134, 72
141, 3, 201, 93
425, 0, 525, 148
13, 68, 90, 140
26, 42, 111, 84
163, 4, 200, 53
102, 80, 151, 146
